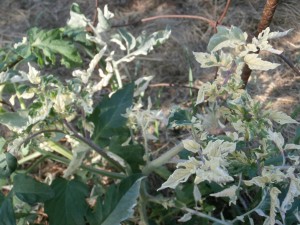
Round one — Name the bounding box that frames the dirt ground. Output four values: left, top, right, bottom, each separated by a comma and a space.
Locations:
0, 0, 300, 136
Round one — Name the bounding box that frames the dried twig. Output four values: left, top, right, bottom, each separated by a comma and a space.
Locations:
149, 83, 199, 91
141, 15, 216, 28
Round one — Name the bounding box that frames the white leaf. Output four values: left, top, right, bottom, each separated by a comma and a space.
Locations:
285, 144, 300, 151
193, 184, 202, 203
63, 143, 89, 178
27, 63, 41, 84
267, 130, 285, 151
158, 157, 199, 190
178, 213, 192, 222
281, 177, 300, 214
268, 29, 293, 39
182, 139, 200, 153
210, 185, 238, 205
67, 3, 89, 28
96, 6, 112, 33
270, 187, 281, 225
134, 76, 154, 97
196, 83, 211, 105
244, 54, 280, 71
269, 110, 299, 125
103, 5, 114, 20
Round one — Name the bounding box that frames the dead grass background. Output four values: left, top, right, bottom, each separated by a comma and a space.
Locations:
0, 0, 300, 138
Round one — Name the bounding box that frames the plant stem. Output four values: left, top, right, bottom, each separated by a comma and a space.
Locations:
142, 142, 184, 175
63, 119, 126, 173
20, 129, 65, 147
231, 190, 267, 224
182, 207, 232, 225
36, 148, 126, 179
25, 155, 48, 174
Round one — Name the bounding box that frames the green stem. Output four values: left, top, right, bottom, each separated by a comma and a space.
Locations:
63, 119, 126, 173
138, 180, 150, 225
182, 207, 232, 225
112, 60, 123, 88
142, 142, 184, 175
36, 148, 126, 179
25, 155, 48, 174
14, 83, 26, 110
231, 189, 267, 224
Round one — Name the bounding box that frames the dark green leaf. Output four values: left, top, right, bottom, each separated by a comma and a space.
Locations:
168, 108, 192, 128
13, 174, 54, 205
0, 193, 16, 225
87, 175, 144, 225
90, 83, 134, 145
28, 27, 82, 68
44, 177, 89, 225
109, 139, 145, 173
0, 111, 29, 132
0, 153, 18, 178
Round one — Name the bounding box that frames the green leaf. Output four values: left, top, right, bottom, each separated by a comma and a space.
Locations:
0, 193, 16, 225
207, 26, 246, 52
28, 27, 82, 68
168, 108, 192, 128
0, 137, 6, 152
0, 111, 29, 133
109, 140, 145, 173
13, 174, 54, 205
0, 153, 18, 178
90, 83, 134, 144
44, 177, 89, 225
87, 175, 144, 225
118, 29, 137, 51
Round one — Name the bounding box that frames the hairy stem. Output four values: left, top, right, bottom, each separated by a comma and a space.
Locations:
183, 207, 232, 225
142, 142, 184, 175
63, 119, 126, 173
36, 148, 126, 179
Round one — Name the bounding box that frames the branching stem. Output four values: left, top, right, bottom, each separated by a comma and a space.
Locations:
63, 119, 126, 173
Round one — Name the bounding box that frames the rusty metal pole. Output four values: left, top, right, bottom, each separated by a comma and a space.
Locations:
241, 0, 279, 87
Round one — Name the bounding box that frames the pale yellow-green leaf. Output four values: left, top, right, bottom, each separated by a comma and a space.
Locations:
178, 213, 192, 222
193, 184, 201, 203
63, 143, 89, 178
158, 157, 199, 190
268, 29, 293, 39
281, 177, 300, 214
270, 187, 281, 225
244, 54, 280, 71
27, 63, 41, 84
269, 110, 299, 125
182, 139, 200, 153
244, 167, 285, 188
285, 144, 300, 151
196, 83, 211, 105
134, 76, 154, 97
267, 130, 284, 151
193, 52, 218, 68
194, 167, 234, 185
210, 185, 238, 205
67, 4, 89, 28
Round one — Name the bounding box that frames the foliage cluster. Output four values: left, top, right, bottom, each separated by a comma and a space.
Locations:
0, 3, 299, 225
